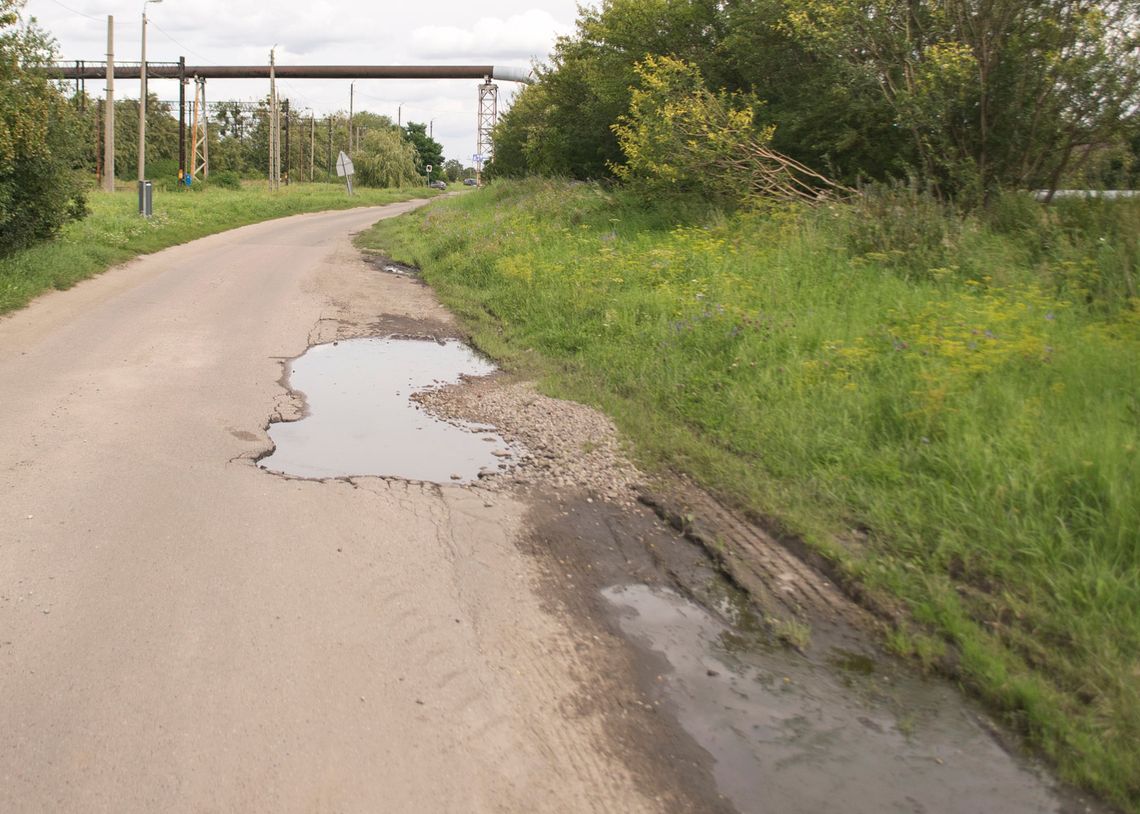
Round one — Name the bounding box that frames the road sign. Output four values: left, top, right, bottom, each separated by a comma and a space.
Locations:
425, 164, 432, 173
472, 154, 483, 163
336, 151, 354, 177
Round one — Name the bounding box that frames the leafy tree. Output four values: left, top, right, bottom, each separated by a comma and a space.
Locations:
493, 0, 1140, 205
214, 102, 249, 141
612, 56, 847, 203
352, 127, 419, 188
491, 0, 731, 179
782, 0, 1140, 202
110, 95, 178, 179
486, 82, 553, 178
402, 122, 443, 179
714, 0, 906, 184
0, 0, 88, 253
351, 111, 396, 137
443, 158, 465, 182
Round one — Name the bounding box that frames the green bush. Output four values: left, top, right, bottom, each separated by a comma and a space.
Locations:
206, 170, 242, 190
0, 7, 89, 255
148, 159, 182, 192
840, 182, 961, 279
1048, 198, 1140, 311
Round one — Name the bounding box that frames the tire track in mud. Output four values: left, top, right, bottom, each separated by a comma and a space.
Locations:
637, 480, 874, 635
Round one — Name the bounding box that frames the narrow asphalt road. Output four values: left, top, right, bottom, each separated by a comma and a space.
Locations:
0, 203, 661, 812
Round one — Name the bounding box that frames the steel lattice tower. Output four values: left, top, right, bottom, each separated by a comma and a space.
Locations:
476, 80, 498, 176
191, 76, 209, 180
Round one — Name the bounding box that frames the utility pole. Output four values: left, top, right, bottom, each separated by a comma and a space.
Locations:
283, 99, 290, 185
103, 15, 114, 192
429, 119, 433, 139
326, 117, 332, 181
268, 48, 279, 190
397, 104, 401, 128
138, 0, 162, 185
309, 114, 315, 182
137, 8, 146, 182
348, 82, 354, 153
177, 56, 185, 183
96, 98, 103, 182
138, 0, 161, 214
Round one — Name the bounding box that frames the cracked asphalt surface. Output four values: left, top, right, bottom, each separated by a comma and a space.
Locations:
0, 203, 679, 812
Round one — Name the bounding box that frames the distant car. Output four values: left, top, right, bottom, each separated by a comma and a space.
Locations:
429, 180, 447, 190
463, 178, 478, 186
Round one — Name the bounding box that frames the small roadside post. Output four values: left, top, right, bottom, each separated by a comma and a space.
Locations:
425, 163, 432, 186
336, 150, 354, 195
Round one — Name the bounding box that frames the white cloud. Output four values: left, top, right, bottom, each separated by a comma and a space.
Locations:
410, 10, 570, 62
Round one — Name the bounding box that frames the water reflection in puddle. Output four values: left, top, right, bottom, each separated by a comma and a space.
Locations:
603, 584, 1074, 814
259, 337, 512, 482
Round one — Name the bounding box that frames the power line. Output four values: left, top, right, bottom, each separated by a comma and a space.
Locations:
277, 78, 316, 112
353, 87, 469, 121
42, 0, 101, 22
147, 20, 212, 64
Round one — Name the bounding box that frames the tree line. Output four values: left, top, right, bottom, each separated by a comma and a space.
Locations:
490, 0, 1140, 206
73, 96, 456, 189
1, 0, 471, 256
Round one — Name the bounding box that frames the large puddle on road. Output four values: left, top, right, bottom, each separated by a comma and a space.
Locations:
259, 337, 513, 482
604, 584, 1090, 814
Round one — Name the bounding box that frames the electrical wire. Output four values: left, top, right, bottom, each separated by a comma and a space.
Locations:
278, 78, 317, 112
147, 19, 212, 64
41, 0, 102, 22
353, 86, 471, 122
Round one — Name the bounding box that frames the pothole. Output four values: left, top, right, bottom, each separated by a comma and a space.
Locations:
603, 583, 1092, 814
258, 337, 520, 483
365, 255, 423, 281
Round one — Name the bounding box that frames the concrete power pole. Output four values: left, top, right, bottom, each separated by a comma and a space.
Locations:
103, 15, 114, 192
348, 82, 354, 154
309, 114, 315, 182
268, 48, 280, 190
283, 99, 290, 185
137, 10, 146, 182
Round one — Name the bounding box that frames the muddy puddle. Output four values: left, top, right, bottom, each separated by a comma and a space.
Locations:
604, 584, 1090, 814
259, 337, 515, 482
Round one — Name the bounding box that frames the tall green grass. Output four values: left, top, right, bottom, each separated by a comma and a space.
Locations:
0, 181, 437, 315
358, 178, 1140, 811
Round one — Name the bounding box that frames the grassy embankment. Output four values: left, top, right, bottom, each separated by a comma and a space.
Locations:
0, 181, 437, 315
358, 178, 1139, 811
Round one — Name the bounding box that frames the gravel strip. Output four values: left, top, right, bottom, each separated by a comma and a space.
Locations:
413, 374, 645, 506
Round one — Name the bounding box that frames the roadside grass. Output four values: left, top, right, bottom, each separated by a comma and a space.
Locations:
358, 178, 1140, 811
0, 181, 437, 315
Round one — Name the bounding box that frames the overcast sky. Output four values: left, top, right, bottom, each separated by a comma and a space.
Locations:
21, 0, 586, 163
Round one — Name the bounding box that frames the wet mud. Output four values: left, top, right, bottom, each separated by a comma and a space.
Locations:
606, 583, 1098, 814
524, 494, 1112, 814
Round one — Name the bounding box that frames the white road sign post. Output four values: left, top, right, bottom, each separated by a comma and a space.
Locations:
336, 150, 355, 195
